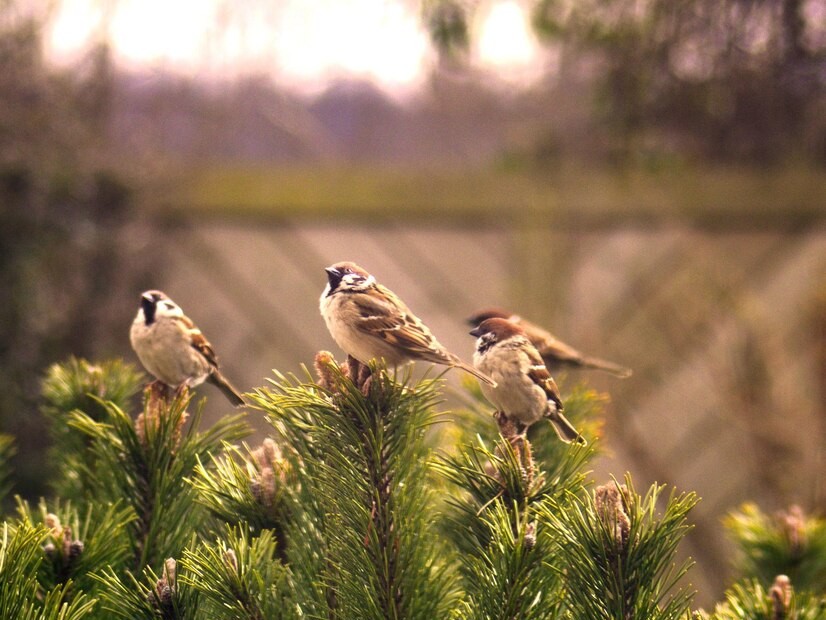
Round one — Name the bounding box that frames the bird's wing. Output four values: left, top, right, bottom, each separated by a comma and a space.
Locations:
520, 320, 585, 364
352, 287, 455, 364
177, 315, 219, 368
525, 346, 564, 410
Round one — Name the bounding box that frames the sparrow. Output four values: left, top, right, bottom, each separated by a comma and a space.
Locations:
319, 261, 495, 386
470, 317, 584, 443
129, 290, 245, 406
467, 308, 631, 378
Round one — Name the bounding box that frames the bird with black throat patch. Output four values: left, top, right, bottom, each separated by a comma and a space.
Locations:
470, 317, 585, 444
467, 308, 632, 378
130, 290, 245, 406
319, 261, 495, 386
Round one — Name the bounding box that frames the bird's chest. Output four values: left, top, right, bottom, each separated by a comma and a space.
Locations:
130, 319, 207, 386
476, 350, 546, 424
320, 293, 404, 365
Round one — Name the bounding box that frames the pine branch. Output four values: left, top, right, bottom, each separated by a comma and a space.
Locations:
724, 503, 826, 593
41, 357, 144, 500
67, 387, 249, 569
540, 474, 698, 620
703, 576, 826, 619
0, 520, 97, 620
96, 557, 202, 619
190, 439, 292, 554
438, 431, 591, 619
438, 435, 590, 556
181, 525, 295, 619
15, 497, 135, 602
251, 354, 457, 620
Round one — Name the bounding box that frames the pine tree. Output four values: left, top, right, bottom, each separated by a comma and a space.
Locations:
3, 353, 826, 617
250, 353, 459, 620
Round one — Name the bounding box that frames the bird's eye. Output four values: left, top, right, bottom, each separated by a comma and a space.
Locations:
163, 302, 176, 310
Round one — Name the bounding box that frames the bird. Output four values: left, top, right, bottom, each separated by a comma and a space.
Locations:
467, 308, 631, 378
470, 317, 584, 443
319, 261, 495, 386
129, 290, 245, 406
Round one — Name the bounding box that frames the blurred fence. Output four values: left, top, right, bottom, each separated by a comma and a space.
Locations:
145, 181, 826, 602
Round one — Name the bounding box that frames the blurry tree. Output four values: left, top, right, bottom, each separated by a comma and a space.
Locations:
0, 2, 146, 500
426, 0, 826, 164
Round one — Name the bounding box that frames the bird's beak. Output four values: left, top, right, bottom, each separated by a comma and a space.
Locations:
469, 326, 483, 338
325, 266, 343, 288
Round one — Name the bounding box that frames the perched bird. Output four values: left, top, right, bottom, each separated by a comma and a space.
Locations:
130, 290, 245, 406
467, 308, 631, 378
470, 317, 584, 443
320, 261, 495, 386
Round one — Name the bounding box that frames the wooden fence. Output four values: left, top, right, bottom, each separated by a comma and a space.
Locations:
142, 169, 826, 604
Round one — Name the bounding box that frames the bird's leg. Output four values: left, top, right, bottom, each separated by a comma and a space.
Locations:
345, 355, 373, 396
492, 412, 535, 486
346, 355, 361, 382
147, 379, 171, 404
494, 410, 521, 440
173, 383, 191, 402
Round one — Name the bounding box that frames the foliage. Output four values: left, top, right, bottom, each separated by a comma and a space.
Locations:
425, 0, 825, 163
4, 354, 826, 617
702, 577, 826, 620
541, 475, 698, 619
68, 387, 249, 569
181, 525, 295, 619
724, 503, 826, 594
96, 557, 203, 620
251, 355, 458, 620
190, 439, 291, 536
0, 520, 97, 620
439, 435, 590, 619
41, 357, 144, 500
15, 498, 135, 604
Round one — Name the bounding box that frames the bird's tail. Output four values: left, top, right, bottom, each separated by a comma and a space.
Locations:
207, 370, 246, 406
579, 356, 632, 378
453, 360, 497, 387
548, 410, 586, 445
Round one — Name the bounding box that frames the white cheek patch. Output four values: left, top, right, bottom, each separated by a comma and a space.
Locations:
343, 273, 375, 291
157, 302, 184, 318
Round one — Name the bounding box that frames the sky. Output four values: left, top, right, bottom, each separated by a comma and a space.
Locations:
46, 0, 543, 94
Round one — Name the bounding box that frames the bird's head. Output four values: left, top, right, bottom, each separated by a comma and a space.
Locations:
139, 290, 183, 325
323, 261, 375, 296
469, 317, 525, 354
466, 307, 512, 327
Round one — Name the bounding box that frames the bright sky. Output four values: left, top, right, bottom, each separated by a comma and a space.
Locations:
46, 0, 542, 92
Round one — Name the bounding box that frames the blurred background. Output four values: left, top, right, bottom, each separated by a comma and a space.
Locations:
1, 0, 824, 605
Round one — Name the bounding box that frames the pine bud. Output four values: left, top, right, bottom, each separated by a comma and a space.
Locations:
45, 513, 61, 535
163, 557, 177, 587
776, 505, 806, 558
314, 351, 340, 391
595, 483, 631, 550
770, 574, 791, 620
224, 548, 238, 572
68, 540, 84, 564
251, 438, 290, 514
524, 521, 537, 550
149, 558, 177, 611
